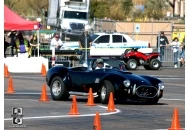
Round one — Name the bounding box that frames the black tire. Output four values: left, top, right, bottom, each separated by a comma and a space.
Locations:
149, 58, 161, 70
50, 76, 70, 100
144, 65, 151, 70
126, 59, 138, 70
100, 80, 115, 104
145, 98, 159, 105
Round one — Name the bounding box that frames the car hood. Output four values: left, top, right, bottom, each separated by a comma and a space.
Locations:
117, 71, 153, 86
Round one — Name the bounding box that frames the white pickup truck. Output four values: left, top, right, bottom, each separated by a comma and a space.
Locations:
61, 32, 152, 56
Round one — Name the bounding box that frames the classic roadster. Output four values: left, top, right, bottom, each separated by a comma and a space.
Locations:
46, 66, 164, 104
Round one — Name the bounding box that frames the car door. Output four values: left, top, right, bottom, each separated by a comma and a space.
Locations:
111, 34, 127, 56
90, 35, 110, 56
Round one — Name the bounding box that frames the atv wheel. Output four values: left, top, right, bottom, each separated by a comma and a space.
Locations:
144, 65, 151, 70
149, 58, 161, 70
126, 59, 138, 70
50, 76, 70, 100
100, 80, 115, 104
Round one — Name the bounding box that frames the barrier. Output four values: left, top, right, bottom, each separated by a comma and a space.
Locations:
4, 57, 49, 73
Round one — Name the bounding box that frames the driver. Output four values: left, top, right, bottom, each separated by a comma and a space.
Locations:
95, 59, 104, 69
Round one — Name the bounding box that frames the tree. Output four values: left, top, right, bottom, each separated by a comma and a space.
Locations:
27, 0, 49, 16
4, 0, 21, 9
144, 0, 169, 20
122, 0, 134, 18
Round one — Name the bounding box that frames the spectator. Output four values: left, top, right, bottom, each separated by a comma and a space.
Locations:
95, 59, 104, 69
30, 33, 41, 57
179, 37, 185, 67
4, 37, 10, 58
157, 31, 169, 66
14, 32, 31, 58
170, 37, 181, 68
7, 30, 17, 56
78, 25, 92, 64
50, 34, 63, 50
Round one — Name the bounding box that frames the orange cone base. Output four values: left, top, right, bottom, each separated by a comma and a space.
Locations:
85, 104, 96, 106
39, 99, 50, 102
6, 91, 15, 94
106, 109, 116, 112
68, 113, 81, 115
168, 128, 183, 130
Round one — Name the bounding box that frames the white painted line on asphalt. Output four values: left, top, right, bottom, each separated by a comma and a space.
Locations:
160, 98, 185, 101
8, 75, 44, 78
4, 92, 49, 95
158, 78, 185, 79
164, 83, 185, 87
4, 106, 120, 121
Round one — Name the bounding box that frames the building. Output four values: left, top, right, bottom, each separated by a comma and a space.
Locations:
132, 0, 185, 18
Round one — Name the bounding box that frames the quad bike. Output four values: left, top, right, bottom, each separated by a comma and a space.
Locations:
121, 48, 161, 70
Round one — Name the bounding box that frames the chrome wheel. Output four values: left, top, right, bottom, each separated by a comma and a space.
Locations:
129, 61, 137, 69
52, 80, 61, 96
153, 61, 159, 68
101, 85, 106, 100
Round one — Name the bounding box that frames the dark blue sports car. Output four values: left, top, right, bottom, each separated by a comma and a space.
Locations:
46, 66, 164, 104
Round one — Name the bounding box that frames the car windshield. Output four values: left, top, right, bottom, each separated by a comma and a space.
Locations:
90, 34, 99, 41
63, 11, 87, 19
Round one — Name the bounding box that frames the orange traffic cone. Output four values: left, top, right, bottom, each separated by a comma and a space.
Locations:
4, 64, 10, 77
168, 108, 183, 130
6, 77, 15, 94
68, 96, 80, 115
41, 64, 44, 74
93, 112, 101, 130
39, 84, 50, 102
86, 88, 96, 106
106, 92, 116, 112
41, 64, 46, 76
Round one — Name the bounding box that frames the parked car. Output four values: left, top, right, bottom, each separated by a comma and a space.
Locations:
121, 48, 161, 70
60, 32, 152, 59
46, 65, 164, 104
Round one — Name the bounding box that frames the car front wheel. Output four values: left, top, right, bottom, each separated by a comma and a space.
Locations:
50, 76, 70, 100
100, 80, 115, 104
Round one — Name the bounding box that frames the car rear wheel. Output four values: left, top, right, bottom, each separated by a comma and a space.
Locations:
149, 58, 161, 70
126, 59, 138, 70
100, 80, 115, 104
50, 76, 70, 100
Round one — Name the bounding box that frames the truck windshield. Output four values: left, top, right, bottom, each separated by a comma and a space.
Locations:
64, 11, 87, 19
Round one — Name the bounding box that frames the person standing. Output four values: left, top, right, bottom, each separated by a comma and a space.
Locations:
157, 31, 169, 66
78, 25, 92, 64
170, 37, 181, 68
7, 30, 17, 56
50, 34, 63, 50
30, 33, 41, 57
4, 37, 10, 58
15, 32, 31, 58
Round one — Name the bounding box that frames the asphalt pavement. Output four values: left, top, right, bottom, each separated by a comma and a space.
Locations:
4, 67, 185, 130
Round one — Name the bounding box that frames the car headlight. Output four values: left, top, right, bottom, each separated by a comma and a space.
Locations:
158, 83, 164, 90
123, 80, 130, 87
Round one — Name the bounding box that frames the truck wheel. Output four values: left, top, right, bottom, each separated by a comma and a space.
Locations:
149, 58, 161, 70
126, 59, 138, 70
50, 76, 70, 100
144, 65, 151, 70
100, 80, 115, 104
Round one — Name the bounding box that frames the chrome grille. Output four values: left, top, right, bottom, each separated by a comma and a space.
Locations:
70, 23, 84, 30
136, 85, 158, 98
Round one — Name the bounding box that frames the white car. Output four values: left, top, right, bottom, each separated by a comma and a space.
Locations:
60, 32, 152, 57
